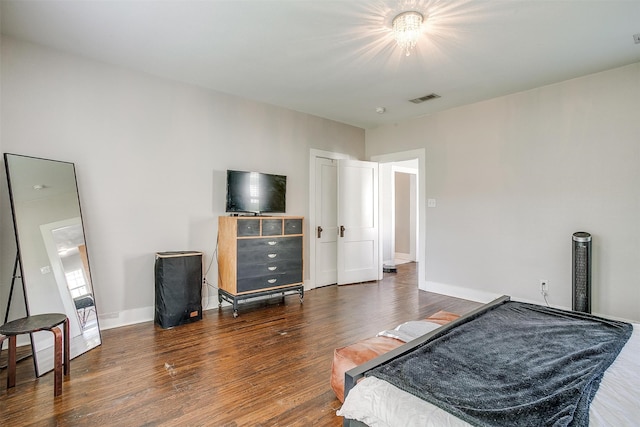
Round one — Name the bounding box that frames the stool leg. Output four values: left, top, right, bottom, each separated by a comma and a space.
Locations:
51, 327, 63, 397
63, 318, 70, 376
7, 335, 17, 389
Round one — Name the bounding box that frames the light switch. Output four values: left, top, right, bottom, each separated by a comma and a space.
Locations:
427, 198, 437, 208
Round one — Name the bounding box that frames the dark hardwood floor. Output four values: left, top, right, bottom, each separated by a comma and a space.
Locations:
0, 262, 481, 426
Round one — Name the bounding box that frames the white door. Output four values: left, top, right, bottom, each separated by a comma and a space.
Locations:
337, 159, 379, 285
314, 157, 338, 286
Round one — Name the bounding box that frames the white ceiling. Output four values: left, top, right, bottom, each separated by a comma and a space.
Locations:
2, 0, 640, 129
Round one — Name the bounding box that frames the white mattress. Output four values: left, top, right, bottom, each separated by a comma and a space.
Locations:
338, 324, 640, 426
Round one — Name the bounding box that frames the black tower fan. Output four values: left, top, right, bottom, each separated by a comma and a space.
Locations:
572, 232, 591, 313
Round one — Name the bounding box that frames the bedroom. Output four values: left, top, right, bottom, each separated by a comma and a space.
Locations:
1, 1, 640, 425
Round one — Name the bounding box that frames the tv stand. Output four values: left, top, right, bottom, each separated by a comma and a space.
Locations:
217, 216, 304, 317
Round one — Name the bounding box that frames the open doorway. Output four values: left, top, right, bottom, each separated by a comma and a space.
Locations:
379, 161, 418, 269
372, 149, 425, 289
393, 165, 418, 266
308, 148, 425, 290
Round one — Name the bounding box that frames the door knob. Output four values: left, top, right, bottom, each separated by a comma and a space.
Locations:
317, 226, 323, 238
339, 225, 345, 237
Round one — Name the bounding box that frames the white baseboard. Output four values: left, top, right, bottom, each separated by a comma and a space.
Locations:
98, 306, 154, 330
421, 281, 502, 304
98, 280, 310, 330
394, 252, 412, 261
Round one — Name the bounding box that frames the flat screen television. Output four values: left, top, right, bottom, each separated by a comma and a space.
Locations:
225, 170, 287, 215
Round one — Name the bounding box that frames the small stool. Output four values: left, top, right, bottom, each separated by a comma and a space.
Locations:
0, 313, 70, 396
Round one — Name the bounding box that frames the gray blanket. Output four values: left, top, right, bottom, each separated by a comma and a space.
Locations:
368, 301, 632, 427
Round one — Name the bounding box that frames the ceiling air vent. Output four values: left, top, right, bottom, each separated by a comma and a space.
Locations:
409, 93, 441, 104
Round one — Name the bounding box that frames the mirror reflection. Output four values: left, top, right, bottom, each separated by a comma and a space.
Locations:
4, 153, 101, 376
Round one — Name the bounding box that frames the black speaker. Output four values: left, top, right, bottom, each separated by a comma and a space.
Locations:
154, 251, 203, 328
572, 232, 591, 313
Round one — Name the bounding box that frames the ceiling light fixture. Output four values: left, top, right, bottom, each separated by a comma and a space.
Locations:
392, 11, 424, 57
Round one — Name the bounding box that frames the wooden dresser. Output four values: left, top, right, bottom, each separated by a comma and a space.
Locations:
217, 216, 304, 317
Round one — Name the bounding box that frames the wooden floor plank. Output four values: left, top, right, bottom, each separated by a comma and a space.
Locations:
0, 262, 481, 426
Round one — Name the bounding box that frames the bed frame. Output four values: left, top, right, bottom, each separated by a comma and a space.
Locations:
341, 295, 512, 427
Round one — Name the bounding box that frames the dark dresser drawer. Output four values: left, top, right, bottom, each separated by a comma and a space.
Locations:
284, 218, 303, 235
262, 219, 283, 236
236, 247, 301, 265
236, 219, 261, 237
237, 259, 303, 279
237, 271, 304, 293
237, 236, 301, 252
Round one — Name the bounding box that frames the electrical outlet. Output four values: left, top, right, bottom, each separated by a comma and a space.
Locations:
540, 280, 549, 296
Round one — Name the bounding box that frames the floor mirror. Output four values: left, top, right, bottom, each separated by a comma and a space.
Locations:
4, 153, 101, 376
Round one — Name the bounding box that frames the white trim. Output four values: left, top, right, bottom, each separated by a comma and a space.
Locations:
423, 281, 500, 304
392, 165, 418, 174
394, 252, 412, 261
99, 279, 312, 328
389, 166, 396, 267
98, 306, 154, 330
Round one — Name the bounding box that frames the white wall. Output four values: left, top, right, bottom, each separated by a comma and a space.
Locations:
0, 37, 365, 328
366, 62, 640, 322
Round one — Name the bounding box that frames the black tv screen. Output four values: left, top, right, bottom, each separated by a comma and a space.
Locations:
226, 170, 287, 214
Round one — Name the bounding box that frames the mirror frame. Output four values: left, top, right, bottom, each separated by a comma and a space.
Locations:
4, 153, 101, 376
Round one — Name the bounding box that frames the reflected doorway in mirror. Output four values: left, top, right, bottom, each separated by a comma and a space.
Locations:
3, 153, 102, 377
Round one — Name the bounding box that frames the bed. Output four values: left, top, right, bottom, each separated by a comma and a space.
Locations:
338, 295, 640, 427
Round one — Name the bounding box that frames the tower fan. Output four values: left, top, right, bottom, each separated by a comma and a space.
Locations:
572, 232, 591, 313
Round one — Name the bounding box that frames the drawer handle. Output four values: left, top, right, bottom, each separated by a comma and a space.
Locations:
268, 266, 277, 271
268, 241, 277, 246
267, 279, 277, 284
268, 254, 277, 258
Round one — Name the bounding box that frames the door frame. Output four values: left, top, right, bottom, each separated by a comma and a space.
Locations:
308, 149, 353, 290
391, 164, 418, 264
371, 149, 426, 290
